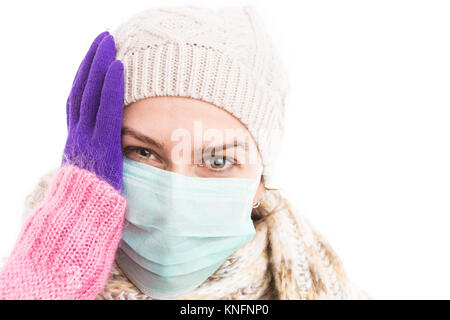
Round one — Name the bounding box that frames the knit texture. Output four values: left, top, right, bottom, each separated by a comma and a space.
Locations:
112, 6, 290, 189
0, 165, 127, 300
17, 169, 371, 300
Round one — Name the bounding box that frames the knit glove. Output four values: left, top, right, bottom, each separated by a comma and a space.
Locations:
62, 30, 124, 192
0, 31, 126, 300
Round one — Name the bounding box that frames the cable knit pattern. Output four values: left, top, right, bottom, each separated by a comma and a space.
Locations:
0, 165, 127, 300
12, 168, 370, 300
112, 6, 290, 189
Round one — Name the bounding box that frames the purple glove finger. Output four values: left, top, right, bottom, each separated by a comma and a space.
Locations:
66, 31, 110, 129
78, 34, 116, 132
92, 60, 124, 191
94, 60, 124, 138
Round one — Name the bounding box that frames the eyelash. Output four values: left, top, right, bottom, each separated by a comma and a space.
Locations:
123, 146, 158, 160
122, 146, 239, 172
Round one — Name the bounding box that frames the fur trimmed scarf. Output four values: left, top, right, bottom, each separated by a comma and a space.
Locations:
18, 168, 370, 300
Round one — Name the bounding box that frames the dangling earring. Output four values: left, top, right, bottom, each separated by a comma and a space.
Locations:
252, 199, 262, 209
252, 190, 266, 208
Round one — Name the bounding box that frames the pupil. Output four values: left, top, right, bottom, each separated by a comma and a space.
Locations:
213, 157, 224, 168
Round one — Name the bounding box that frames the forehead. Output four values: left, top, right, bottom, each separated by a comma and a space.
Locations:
123, 96, 254, 142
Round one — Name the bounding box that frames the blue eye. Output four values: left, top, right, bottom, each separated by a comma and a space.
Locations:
204, 156, 236, 170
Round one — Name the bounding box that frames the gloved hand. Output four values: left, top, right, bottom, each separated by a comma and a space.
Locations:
0, 31, 127, 300
62, 31, 124, 192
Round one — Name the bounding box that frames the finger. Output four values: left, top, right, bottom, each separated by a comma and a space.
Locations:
94, 60, 124, 140
78, 34, 116, 132
67, 31, 110, 128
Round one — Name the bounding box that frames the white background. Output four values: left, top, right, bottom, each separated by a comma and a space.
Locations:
0, 0, 449, 299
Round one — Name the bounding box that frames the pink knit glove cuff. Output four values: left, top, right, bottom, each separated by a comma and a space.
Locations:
0, 165, 126, 300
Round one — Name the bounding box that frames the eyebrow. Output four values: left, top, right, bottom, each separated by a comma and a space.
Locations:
122, 126, 249, 153
203, 141, 249, 155
122, 126, 165, 150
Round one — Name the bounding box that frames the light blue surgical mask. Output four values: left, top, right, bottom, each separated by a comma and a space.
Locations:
116, 157, 262, 299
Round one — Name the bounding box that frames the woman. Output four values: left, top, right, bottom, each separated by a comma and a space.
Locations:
0, 6, 369, 300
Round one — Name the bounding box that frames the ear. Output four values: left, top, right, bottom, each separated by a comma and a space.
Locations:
252, 181, 266, 206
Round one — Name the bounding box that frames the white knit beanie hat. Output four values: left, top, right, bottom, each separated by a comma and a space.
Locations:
112, 5, 290, 189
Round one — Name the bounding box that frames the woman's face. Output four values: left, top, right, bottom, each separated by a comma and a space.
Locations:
121, 96, 266, 204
